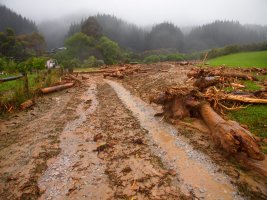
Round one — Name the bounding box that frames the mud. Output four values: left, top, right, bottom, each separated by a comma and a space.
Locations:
0, 63, 266, 200
38, 81, 113, 200
107, 80, 240, 200
119, 63, 267, 199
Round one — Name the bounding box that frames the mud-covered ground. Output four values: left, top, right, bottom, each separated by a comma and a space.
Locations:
0, 63, 266, 200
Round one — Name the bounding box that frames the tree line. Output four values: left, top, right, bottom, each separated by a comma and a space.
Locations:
0, 5, 37, 35
68, 14, 267, 53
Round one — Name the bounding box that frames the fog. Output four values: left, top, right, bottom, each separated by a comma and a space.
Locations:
1, 0, 267, 26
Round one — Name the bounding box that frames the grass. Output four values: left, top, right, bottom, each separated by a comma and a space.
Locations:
0, 69, 61, 114
74, 67, 100, 72
207, 51, 267, 68
243, 80, 262, 91
228, 105, 267, 138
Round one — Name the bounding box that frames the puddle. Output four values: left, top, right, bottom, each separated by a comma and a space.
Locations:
107, 80, 242, 200
38, 83, 112, 200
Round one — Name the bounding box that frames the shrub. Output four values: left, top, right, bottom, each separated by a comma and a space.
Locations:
83, 56, 99, 67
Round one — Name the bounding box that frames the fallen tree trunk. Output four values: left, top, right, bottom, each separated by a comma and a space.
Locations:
41, 82, 74, 94
218, 72, 258, 81
0, 74, 24, 83
204, 90, 267, 104
193, 77, 221, 91
200, 103, 264, 160
224, 94, 267, 104
187, 69, 258, 81
151, 88, 264, 160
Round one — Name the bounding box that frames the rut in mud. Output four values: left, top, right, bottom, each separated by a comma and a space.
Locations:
1, 72, 266, 199
107, 80, 241, 200
86, 82, 186, 199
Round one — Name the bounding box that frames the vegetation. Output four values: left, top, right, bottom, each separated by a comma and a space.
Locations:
0, 5, 37, 34
143, 53, 185, 63
207, 51, 267, 68
0, 28, 46, 61
243, 80, 262, 91
205, 42, 267, 59
67, 17, 267, 53
228, 105, 267, 139
0, 69, 61, 113
56, 22, 127, 66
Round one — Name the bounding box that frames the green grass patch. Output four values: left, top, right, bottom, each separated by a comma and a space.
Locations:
74, 67, 100, 72
243, 80, 262, 91
228, 105, 267, 138
207, 51, 267, 68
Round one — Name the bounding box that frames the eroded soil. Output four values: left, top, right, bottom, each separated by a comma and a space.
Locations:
0, 63, 267, 200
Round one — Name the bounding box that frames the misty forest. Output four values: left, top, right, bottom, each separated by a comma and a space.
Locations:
0, 1, 267, 200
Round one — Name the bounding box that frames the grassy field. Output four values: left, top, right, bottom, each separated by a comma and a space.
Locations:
207, 51, 267, 68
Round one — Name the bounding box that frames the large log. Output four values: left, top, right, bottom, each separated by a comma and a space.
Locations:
0, 74, 24, 83
151, 88, 264, 160
41, 82, 74, 94
200, 103, 264, 160
187, 69, 258, 81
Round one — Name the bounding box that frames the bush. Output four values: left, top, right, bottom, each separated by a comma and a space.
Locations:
207, 41, 267, 59
83, 56, 100, 67
0, 57, 7, 72
98, 36, 124, 65
143, 53, 186, 63
144, 55, 161, 63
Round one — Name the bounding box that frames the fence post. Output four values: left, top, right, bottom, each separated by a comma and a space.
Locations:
23, 72, 29, 96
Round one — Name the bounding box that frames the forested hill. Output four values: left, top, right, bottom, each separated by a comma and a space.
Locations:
185, 21, 266, 52
0, 5, 37, 34
68, 15, 267, 53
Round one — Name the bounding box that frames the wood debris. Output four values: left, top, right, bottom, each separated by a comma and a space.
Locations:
150, 67, 266, 160
41, 82, 74, 94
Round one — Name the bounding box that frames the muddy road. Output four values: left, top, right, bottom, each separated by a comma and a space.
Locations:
0, 65, 267, 200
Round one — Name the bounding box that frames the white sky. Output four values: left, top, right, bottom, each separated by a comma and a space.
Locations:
1, 0, 267, 26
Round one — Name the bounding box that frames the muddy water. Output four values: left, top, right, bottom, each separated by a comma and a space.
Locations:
107, 80, 242, 200
38, 83, 112, 200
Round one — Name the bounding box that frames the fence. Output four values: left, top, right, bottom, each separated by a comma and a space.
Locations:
0, 69, 62, 113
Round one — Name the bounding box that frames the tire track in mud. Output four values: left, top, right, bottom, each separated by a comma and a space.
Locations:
106, 79, 243, 200
0, 88, 77, 199
92, 83, 187, 200
38, 82, 113, 200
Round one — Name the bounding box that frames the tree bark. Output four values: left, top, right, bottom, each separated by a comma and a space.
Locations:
41, 82, 74, 94
199, 103, 264, 160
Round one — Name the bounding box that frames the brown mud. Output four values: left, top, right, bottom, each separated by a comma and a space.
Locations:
0, 63, 266, 200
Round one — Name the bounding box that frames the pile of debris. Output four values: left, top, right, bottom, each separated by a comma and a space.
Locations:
103, 65, 147, 79
150, 67, 266, 161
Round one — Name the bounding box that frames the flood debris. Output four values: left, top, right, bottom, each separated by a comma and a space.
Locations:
150, 66, 266, 161
103, 64, 147, 79
20, 99, 35, 110
188, 67, 258, 81
41, 82, 74, 94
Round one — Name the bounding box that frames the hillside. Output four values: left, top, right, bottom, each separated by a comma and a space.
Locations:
0, 5, 37, 34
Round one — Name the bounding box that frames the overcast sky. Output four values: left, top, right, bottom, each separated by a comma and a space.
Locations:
1, 0, 267, 26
